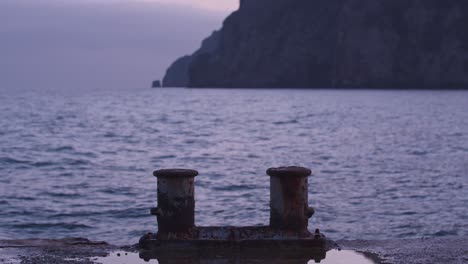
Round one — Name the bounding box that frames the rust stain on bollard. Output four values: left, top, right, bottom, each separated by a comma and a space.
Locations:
267, 166, 314, 234
152, 169, 198, 238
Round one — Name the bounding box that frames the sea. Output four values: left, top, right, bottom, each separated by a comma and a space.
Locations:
0, 88, 467, 245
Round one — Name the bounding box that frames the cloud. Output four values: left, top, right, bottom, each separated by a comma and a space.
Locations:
0, 0, 236, 91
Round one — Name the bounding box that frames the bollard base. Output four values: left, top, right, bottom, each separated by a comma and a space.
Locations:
139, 244, 328, 263
139, 226, 329, 252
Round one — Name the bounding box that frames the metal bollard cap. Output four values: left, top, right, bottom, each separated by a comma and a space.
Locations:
153, 169, 199, 178
266, 166, 312, 178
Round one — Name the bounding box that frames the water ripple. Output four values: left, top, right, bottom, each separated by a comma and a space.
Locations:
11, 223, 92, 230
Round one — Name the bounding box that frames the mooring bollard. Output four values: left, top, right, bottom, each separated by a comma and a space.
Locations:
267, 166, 314, 232
140, 166, 327, 254
151, 169, 198, 235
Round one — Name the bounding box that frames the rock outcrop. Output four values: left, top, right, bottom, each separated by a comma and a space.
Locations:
178, 0, 468, 88
162, 30, 220, 87
152, 80, 161, 88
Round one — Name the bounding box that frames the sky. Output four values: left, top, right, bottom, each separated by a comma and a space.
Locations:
0, 0, 238, 91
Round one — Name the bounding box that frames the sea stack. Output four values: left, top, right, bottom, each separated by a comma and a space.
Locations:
152, 80, 161, 88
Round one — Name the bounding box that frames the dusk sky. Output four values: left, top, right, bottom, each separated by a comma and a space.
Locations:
1, 0, 238, 91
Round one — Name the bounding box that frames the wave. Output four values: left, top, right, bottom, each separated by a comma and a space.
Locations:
11, 222, 92, 230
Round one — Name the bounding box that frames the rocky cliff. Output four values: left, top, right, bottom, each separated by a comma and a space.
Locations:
162, 30, 220, 87
178, 0, 468, 88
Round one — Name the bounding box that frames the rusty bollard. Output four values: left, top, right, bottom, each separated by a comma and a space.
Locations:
267, 166, 315, 232
151, 169, 198, 236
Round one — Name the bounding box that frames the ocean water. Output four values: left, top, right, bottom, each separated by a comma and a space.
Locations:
0, 88, 467, 245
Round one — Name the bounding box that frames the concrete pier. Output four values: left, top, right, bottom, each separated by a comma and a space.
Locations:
4, 237, 468, 264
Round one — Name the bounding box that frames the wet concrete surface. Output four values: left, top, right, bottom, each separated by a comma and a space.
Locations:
96, 249, 375, 264
0, 238, 120, 264
339, 237, 468, 264
0, 237, 467, 264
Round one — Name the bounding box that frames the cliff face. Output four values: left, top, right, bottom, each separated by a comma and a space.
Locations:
162, 31, 220, 87
162, 55, 191, 87
187, 0, 468, 88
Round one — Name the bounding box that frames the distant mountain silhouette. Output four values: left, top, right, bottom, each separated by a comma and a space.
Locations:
166, 0, 468, 89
